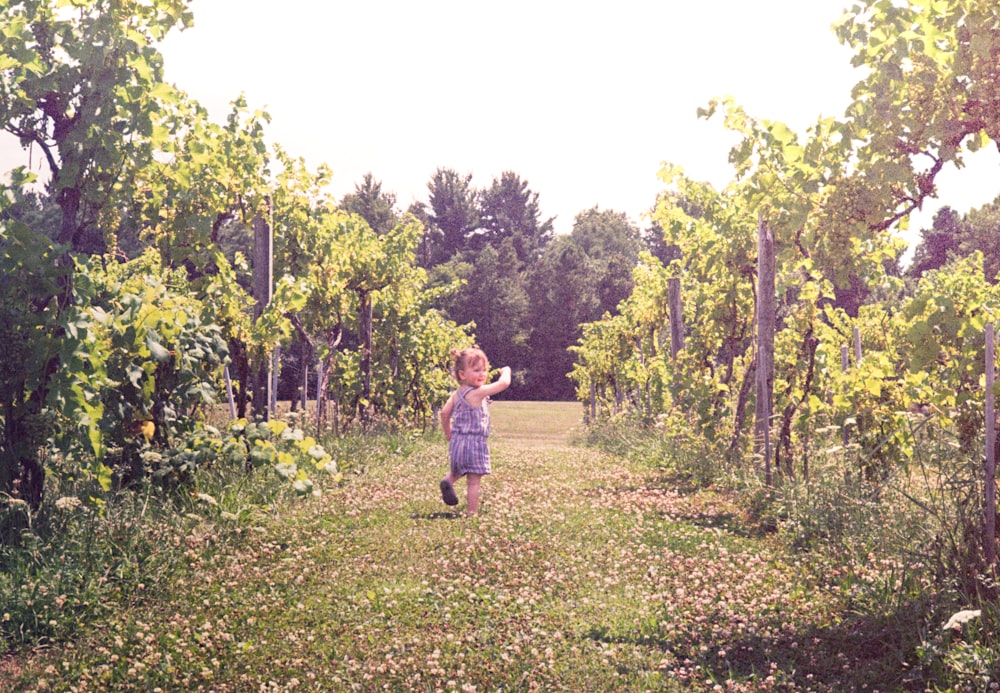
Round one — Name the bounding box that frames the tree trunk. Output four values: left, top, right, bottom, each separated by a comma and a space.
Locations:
228, 338, 251, 418
775, 329, 819, 480
728, 353, 756, 462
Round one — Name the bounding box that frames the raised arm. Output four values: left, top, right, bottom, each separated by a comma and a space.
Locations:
466, 366, 511, 407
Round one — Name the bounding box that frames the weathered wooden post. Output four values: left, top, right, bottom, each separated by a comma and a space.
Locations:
754, 214, 775, 486
359, 289, 373, 426
668, 277, 684, 361
224, 366, 237, 420
252, 197, 274, 421
315, 360, 323, 433
270, 345, 280, 416
985, 323, 996, 568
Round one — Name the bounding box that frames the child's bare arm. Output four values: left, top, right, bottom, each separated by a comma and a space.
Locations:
468, 366, 511, 406
440, 391, 456, 440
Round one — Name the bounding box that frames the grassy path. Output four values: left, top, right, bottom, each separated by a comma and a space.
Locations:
5, 403, 920, 692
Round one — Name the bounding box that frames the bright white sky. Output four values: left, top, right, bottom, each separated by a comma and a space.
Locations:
154, 0, 998, 245
4, 0, 999, 247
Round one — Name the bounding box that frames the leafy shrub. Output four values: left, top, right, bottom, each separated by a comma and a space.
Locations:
0, 414, 342, 653
46, 251, 229, 489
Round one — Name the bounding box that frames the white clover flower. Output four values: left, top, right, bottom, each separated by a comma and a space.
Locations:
274, 462, 298, 479
320, 459, 338, 474
140, 451, 163, 464
54, 496, 82, 512
285, 427, 304, 442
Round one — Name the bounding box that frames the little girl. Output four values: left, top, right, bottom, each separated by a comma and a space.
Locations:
439, 347, 511, 515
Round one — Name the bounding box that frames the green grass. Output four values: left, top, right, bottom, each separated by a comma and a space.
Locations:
0, 403, 984, 691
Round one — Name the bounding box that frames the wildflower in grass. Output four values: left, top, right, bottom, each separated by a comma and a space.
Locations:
54, 496, 82, 512
943, 609, 981, 631
274, 461, 298, 480
265, 420, 289, 438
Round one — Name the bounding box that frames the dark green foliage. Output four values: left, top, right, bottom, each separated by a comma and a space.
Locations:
958, 195, 1000, 282
907, 206, 963, 280
526, 238, 600, 400
421, 167, 480, 264
0, 221, 68, 512
479, 171, 555, 265
570, 206, 643, 317
339, 173, 399, 236
444, 242, 530, 391
907, 196, 1000, 283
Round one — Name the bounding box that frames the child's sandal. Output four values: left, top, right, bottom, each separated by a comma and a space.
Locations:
440, 479, 459, 506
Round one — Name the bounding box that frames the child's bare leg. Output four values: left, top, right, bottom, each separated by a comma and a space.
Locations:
465, 473, 482, 515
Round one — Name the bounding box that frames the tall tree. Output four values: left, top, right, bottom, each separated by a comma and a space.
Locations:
424, 167, 480, 264
340, 173, 399, 236
958, 195, 1000, 282
479, 171, 554, 265
1, 0, 192, 253
907, 206, 963, 280
446, 240, 529, 387
570, 206, 643, 317
525, 237, 601, 400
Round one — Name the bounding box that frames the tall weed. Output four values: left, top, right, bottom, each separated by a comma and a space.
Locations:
584, 412, 726, 488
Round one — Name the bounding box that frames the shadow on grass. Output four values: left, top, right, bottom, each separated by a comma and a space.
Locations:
583, 601, 927, 691
587, 481, 758, 539
409, 511, 463, 520
676, 510, 759, 538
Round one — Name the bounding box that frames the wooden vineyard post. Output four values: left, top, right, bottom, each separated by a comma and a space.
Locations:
754, 214, 775, 486
315, 360, 323, 433
668, 277, 684, 361
270, 345, 281, 416
986, 323, 996, 568
224, 366, 237, 420
252, 197, 274, 421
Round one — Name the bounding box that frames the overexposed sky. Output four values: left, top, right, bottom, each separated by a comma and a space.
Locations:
4, 1, 999, 243
162, 0, 863, 232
